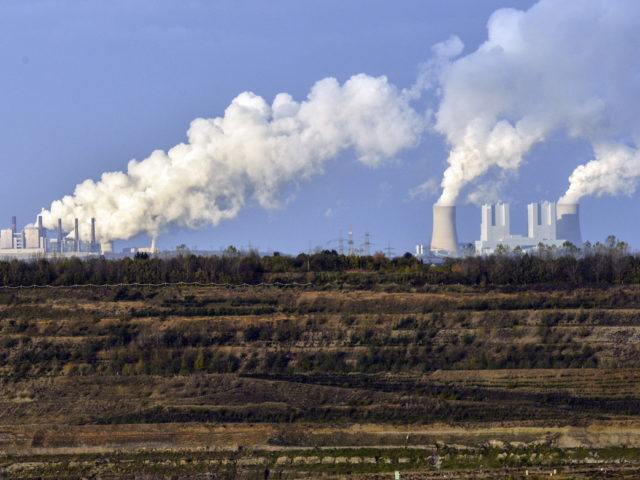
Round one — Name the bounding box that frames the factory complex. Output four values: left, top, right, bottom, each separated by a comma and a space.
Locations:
474, 201, 582, 254
0, 216, 109, 260
430, 201, 583, 256
0, 200, 584, 261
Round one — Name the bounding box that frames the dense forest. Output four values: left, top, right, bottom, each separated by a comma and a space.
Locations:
0, 236, 638, 286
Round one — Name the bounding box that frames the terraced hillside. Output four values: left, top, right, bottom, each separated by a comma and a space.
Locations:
2, 283, 640, 479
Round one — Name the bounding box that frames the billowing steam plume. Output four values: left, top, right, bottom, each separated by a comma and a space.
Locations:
41, 74, 423, 242
433, 0, 640, 206
560, 143, 640, 203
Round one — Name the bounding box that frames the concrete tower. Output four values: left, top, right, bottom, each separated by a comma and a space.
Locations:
0, 229, 13, 249
480, 203, 510, 242
430, 205, 458, 255
74, 218, 80, 252
57, 219, 63, 253
11, 216, 16, 234
101, 241, 113, 254
556, 203, 582, 246
37, 216, 46, 250
527, 201, 557, 241
90, 218, 96, 252
24, 227, 40, 249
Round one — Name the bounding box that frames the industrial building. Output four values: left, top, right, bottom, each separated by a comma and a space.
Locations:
0, 216, 105, 260
429, 201, 583, 256
475, 201, 573, 254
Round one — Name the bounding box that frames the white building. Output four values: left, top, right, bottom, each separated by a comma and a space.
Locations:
527, 201, 557, 241
475, 201, 573, 254
0, 229, 13, 249
23, 227, 42, 249
0, 216, 106, 260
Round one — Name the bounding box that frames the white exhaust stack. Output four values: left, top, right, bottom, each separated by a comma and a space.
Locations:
74, 218, 80, 253
430, 205, 458, 255
556, 203, 582, 246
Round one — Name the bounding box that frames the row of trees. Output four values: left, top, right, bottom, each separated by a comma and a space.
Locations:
0, 237, 638, 286
0, 250, 422, 286
446, 237, 638, 285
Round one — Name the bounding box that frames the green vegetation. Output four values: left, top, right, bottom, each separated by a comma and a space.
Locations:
5, 445, 640, 479
0, 235, 637, 287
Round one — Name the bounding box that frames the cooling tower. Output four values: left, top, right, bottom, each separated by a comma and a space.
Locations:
101, 241, 113, 254
556, 203, 582, 246
430, 205, 459, 255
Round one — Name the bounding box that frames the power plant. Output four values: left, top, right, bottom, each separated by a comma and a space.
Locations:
0, 216, 106, 260
429, 201, 583, 256
0, 200, 587, 261
430, 205, 459, 255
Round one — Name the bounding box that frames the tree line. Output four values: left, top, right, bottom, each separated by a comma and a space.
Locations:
0, 236, 638, 286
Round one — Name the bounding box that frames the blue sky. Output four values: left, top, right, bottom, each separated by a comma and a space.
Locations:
1, 0, 637, 254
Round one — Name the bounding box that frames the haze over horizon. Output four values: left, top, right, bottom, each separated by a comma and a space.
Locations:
2, 0, 639, 254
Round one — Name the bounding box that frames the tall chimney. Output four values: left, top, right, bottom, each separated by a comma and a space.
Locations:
11, 216, 16, 234
75, 218, 80, 252
90, 218, 96, 252
58, 219, 63, 253
37, 216, 45, 250
556, 203, 583, 246
430, 205, 459, 255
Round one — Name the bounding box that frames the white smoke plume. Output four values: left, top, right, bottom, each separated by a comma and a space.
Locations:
40, 74, 423, 243
560, 143, 640, 203
433, 0, 640, 206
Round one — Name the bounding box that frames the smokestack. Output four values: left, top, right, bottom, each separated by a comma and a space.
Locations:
74, 218, 80, 253
57, 219, 63, 252
37, 216, 45, 250
90, 218, 96, 252
430, 204, 459, 255
11, 216, 16, 234
556, 203, 583, 246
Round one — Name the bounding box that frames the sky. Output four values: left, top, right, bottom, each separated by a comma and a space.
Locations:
1, 0, 638, 254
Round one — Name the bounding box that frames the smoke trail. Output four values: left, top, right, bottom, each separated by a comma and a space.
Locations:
432, 0, 640, 205
40, 74, 423, 242
560, 143, 640, 203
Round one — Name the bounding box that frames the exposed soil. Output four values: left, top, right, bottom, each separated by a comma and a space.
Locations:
2, 284, 640, 478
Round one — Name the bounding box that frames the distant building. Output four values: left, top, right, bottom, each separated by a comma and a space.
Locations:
475, 201, 580, 254
0, 216, 104, 260
0, 229, 13, 249
24, 226, 41, 249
